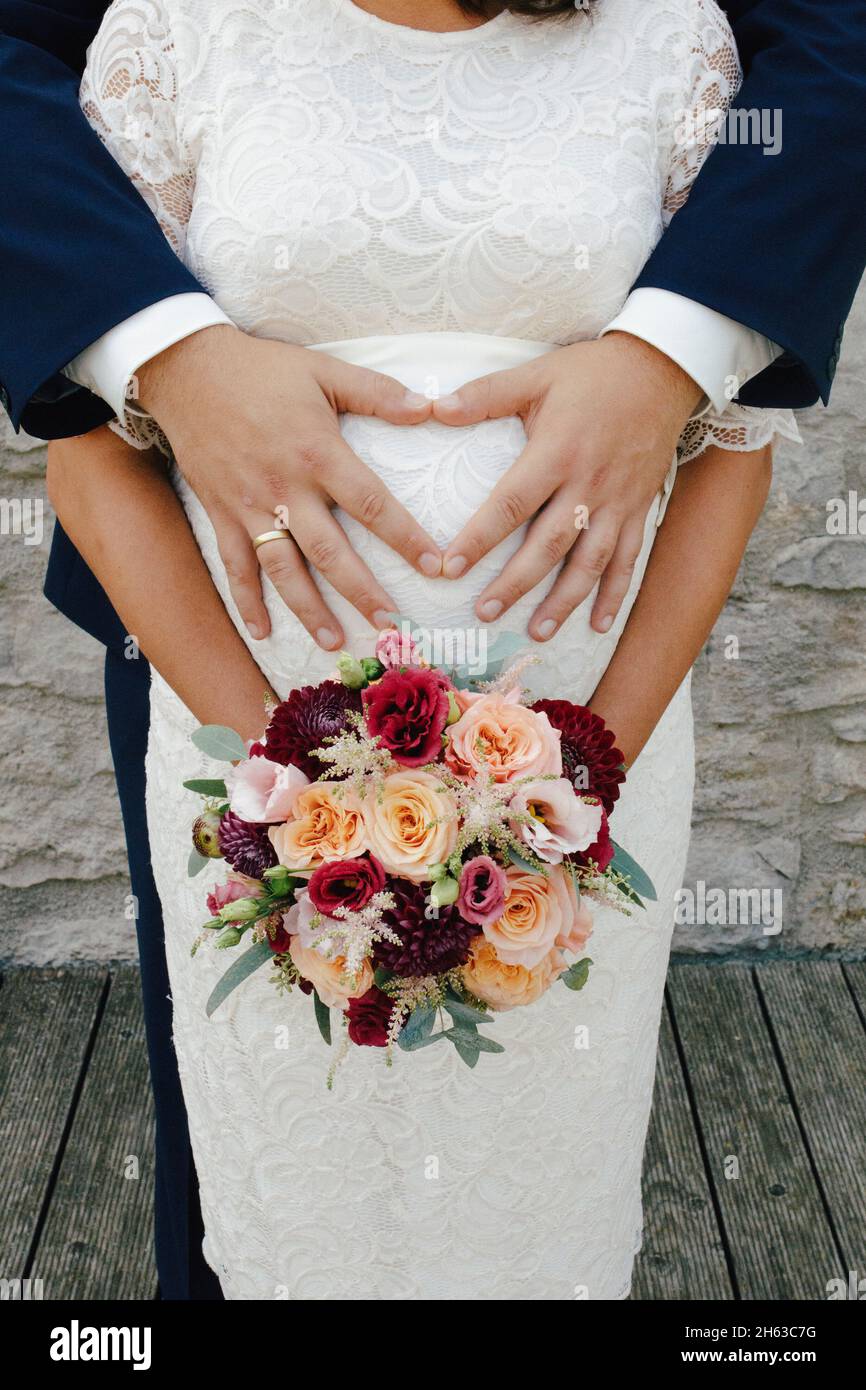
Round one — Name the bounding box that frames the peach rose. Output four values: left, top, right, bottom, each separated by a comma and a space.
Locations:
445, 692, 562, 783
482, 864, 581, 968
364, 771, 457, 881
555, 869, 595, 955
288, 938, 373, 1009
462, 937, 566, 1011
509, 780, 604, 864
268, 783, 367, 870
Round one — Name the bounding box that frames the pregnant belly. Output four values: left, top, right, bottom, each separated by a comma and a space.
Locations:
175, 333, 672, 705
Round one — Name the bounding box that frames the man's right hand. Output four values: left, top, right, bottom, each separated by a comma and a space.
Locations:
135, 325, 443, 649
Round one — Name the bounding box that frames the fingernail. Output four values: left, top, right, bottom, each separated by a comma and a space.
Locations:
404, 390, 429, 409
479, 598, 503, 621
536, 618, 557, 639
596, 614, 613, 633
419, 552, 441, 576
316, 627, 339, 649
373, 609, 394, 627
436, 393, 460, 409
444, 554, 467, 578
248, 622, 263, 640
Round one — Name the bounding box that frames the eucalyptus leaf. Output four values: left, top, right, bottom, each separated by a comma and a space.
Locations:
191, 724, 248, 763
444, 1027, 504, 1055
508, 845, 543, 874
451, 1038, 480, 1068
560, 957, 592, 991
610, 840, 657, 902
183, 777, 229, 798
205, 940, 272, 1017
313, 989, 332, 1046
187, 848, 210, 879
443, 996, 495, 1027
397, 1029, 449, 1052
397, 1004, 437, 1050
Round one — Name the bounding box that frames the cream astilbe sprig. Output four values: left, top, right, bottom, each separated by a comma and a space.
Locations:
310, 710, 397, 798
378, 972, 452, 1050
307, 889, 401, 984
418, 763, 558, 872
563, 857, 635, 918
467, 650, 541, 698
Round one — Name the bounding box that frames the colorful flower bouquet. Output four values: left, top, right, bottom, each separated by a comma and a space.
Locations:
185, 623, 655, 1084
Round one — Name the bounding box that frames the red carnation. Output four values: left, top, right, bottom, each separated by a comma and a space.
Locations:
573, 808, 615, 872
308, 854, 386, 916
346, 985, 394, 1047
362, 667, 450, 766
261, 681, 363, 780
530, 700, 625, 814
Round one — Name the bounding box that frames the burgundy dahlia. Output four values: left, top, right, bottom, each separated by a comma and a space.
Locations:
530, 699, 625, 814
261, 681, 363, 780
346, 985, 394, 1047
362, 667, 450, 766
308, 854, 386, 916
217, 809, 278, 878
373, 881, 480, 977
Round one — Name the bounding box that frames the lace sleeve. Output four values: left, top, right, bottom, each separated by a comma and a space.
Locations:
661, 0, 800, 465
79, 0, 188, 453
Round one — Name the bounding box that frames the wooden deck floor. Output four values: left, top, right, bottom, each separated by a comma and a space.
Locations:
1, 959, 865, 1301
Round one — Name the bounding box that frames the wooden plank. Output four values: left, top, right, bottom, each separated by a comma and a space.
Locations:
755, 961, 866, 1283
31, 967, 156, 1300
0, 967, 107, 1278
667, 962, 839, 1300
633, 999, 733, 1300
842, 960, 866, 1026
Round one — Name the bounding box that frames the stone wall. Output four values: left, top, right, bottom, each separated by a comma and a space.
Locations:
2, 297, 865, 964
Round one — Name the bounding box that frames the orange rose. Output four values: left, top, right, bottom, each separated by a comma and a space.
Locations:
364, 771, 457, 881
462, 937, 566, 1011
445, 692, 562, 783
268, 783, 367, 871
482, 864, 579, 968
288, 939, 374, 1009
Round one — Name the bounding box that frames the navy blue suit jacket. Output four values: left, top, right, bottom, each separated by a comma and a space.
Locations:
1, 0, 865, 647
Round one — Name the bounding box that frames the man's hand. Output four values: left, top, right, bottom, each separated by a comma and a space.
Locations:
136, 325, 443, 649
431, 333, 703, 639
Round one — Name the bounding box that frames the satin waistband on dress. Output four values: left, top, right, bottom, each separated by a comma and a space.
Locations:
306, 331, 557, 396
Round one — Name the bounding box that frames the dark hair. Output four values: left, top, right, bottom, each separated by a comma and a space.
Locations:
457, 1, 594, 17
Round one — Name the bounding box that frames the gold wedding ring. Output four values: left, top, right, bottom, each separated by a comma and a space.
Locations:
252, 528, 291, 551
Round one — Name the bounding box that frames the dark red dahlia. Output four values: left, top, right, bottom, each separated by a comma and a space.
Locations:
373, 881, 480, 978
572, 807, 615, 872
362, 667, 450, 766
261, 681, 363, 780
530, 699, 625, 814
346, 985, 394, 1047
217, 809, 278, 879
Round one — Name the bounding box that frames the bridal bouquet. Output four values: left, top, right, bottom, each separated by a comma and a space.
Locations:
185, 624, 654, 1083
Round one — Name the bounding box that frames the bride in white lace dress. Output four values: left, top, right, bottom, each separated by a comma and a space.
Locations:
77, 0, 797, 1299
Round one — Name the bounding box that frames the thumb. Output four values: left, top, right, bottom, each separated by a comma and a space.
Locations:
430, 363, 533, 426
316, 356, 433, 424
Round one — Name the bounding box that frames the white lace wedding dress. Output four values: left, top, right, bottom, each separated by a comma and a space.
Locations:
81, 0, 797, 1299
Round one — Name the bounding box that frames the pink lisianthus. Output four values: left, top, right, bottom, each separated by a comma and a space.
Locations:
282, 889, 334, 954
445, 692, 562, 783
375, 626, 421, 669
457, 855, 508, 928
224, 755, 309, 823
206, 872, 263, 920
509, 781, 604, 864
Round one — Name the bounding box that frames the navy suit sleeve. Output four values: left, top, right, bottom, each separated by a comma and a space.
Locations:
0, 2, 202, 439
635, 0, 866, 408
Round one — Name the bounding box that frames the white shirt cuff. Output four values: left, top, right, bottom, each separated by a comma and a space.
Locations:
603, 288, 783, 414
63, 293, 233, 418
